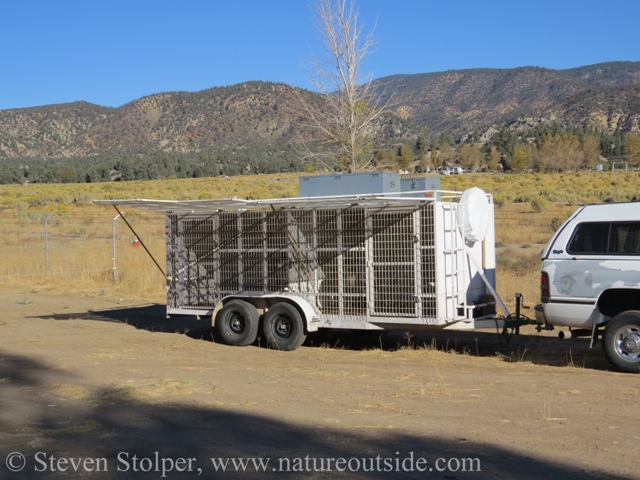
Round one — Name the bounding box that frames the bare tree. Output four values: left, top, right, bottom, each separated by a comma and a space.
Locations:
297, 0, 388, 173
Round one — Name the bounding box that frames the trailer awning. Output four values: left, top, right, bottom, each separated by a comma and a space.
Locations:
94, 191, 462, 214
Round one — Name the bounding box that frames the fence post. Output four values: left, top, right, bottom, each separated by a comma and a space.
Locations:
112, 212, 123, 280
44, 213, 54, 272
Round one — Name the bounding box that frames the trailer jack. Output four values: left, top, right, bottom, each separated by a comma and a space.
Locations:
500, 293, 540, 336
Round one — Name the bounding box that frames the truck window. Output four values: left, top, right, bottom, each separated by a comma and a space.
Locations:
610, 223, 640, 254
568, 222, 640, 255
567, 223, 609, 254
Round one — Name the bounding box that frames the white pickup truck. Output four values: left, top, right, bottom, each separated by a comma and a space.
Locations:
536, 202, 640, 373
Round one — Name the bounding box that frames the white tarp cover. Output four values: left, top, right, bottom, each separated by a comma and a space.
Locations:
458, 187, 490, 243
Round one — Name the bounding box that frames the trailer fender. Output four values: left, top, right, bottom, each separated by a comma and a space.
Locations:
212, 295, 319, 332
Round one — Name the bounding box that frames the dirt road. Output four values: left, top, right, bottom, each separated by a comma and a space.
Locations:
1, 292, 638, 479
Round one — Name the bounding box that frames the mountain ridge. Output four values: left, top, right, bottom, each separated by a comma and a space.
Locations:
1, 61, 639, 159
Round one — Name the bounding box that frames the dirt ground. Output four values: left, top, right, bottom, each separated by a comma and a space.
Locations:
1, 291, 639, 479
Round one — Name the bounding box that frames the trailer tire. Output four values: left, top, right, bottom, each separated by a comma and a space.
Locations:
602, 310, 640, 373
215, 300, 259, 347
263, 303, 307, 351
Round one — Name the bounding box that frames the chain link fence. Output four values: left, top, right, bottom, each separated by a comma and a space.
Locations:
0, 209, 166, 300
0, 204, 573, 312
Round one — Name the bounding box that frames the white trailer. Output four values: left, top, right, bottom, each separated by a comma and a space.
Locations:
98, 184, 504, 351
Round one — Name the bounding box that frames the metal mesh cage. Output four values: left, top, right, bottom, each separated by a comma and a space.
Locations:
166, 203, 440, 321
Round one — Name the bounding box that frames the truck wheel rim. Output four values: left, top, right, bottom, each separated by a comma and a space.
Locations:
614, 327, 640, 361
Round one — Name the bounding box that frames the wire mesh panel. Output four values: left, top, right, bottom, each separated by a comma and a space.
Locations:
167, 210, 314, 310
313, 208, 367, 317
316, 209, 340, 314
265, 211, 289, 292
166, 214, 179, 309
419, 204, 437, 319
371, 209, 417, 317
219, 213, 239, 293
182, 216, 217, 308
289, 210, 317, 293
340, 208, 367, 316
164, 199, 460, 324
240, 211, 265, 292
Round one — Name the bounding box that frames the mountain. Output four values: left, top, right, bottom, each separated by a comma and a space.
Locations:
0, 101, 114, 158
0, 82, 323, 159
512, 85, 640, 133
0, 62, 639, 159
376, 61, 640, 137
562, 61, 640, 86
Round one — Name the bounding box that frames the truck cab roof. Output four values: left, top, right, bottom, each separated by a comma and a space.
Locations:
542, 202, 640, 259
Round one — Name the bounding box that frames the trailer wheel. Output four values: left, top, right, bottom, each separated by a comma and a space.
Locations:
215, 300, 259, 347
263, 303, 307, 351
602, 311, 640, 373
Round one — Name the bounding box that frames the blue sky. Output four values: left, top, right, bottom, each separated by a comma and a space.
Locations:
1, 0, 638, 110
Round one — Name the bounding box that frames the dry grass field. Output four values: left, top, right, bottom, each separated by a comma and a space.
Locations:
2, 171, 640, 478
3, 171, 634, 306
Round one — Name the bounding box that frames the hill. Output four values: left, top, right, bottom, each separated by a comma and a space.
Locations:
378, 61, 640, 137
0, 61, 639, 160
511, 84, 640, 133
0, 82, 321, 159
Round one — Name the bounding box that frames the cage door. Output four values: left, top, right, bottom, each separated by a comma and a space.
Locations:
370, 210, 418, 317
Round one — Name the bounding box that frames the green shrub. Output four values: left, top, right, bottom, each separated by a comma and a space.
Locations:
72, 191, 91, 204
515, 193, 534, 203
530, 195, 551, 213
494, 195, 511, 208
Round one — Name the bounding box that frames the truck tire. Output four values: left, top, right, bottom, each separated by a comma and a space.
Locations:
602, 311, 640, 373
263, 302, 307, 351
215, 300, 259, 347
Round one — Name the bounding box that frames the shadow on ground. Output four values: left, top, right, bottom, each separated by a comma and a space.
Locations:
30, 304, 214, 341
0, 350, 625, 479
308, 327, 611, 371
31, 303, 612, 372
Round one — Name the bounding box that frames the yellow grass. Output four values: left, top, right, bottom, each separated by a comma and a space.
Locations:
0, 173, 300, 209
0, 206, 167, 301
1, 171, 637, 309
493, 203, 570, 305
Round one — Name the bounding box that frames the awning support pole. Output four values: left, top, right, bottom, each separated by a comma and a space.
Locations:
112, 205, 166, 279
465, 246, 510, 317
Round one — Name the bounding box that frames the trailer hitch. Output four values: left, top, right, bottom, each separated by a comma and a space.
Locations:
501, 293, 538, 337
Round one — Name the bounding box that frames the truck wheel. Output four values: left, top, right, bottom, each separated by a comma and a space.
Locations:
602, 311, 640, 373
263, 303, 307, 351
215, 300, 259, 347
